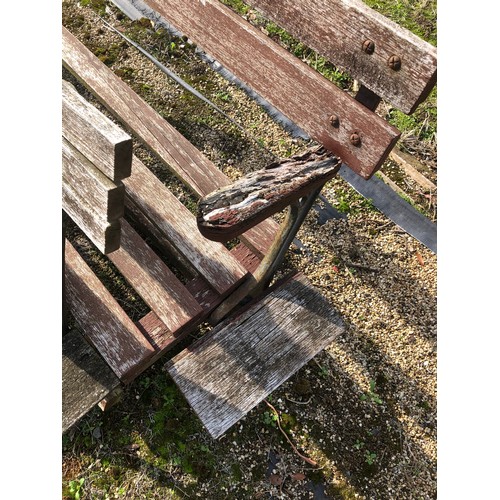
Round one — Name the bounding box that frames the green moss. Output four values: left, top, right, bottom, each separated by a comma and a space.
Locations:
79, 0, 106, 16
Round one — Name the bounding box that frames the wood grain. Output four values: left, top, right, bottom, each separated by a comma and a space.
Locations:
144, 0, 401, 178
62, 79, 132, 181
108, 219, 204, 333
62, 26, 277, 257
245, 0, 437, 114
65, 239, 155, 383
166, 273, 345, 438
62, 138, 124, 254
123, 155, 249, 296
63, 329, 120, 433
198, 147, 341, 241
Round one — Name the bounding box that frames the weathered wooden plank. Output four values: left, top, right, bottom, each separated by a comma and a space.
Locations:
123, 155, 249, 296
143, 0, 400, 179
63, 329, 121, 433
65, 239, 155, 383
245, 0, 437, 114
62, 189, 121, 256
62, 26, 277, 257
166, 273, 345, 438
62, 138, 125, 221
62, 79, 132, 181
198, 147, 341, 241
108, 219, 204, 333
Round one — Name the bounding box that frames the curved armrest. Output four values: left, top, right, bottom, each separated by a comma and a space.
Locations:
197, 146, 341, 242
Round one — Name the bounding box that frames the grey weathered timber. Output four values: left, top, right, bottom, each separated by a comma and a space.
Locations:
108, 219, 204, 333
63, 329, 121, 433
123, 155, 249, 296
245, 0, 437, 114
62, 138, 125, 254
198, 147, 341, 241
65, 239, 155, 383
62, 79, 132, 181
62, 26, 277, 258
166, 273, 345, 439
143, 0, 400, 179
62, 138, 125, 221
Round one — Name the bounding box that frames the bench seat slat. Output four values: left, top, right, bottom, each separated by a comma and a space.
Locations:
245, 0, 437, 114
123, 156, 249, 296
144, 0, 400, 179
108, 219, 204, 333
65, 240, 155, 383
62, 26, 277, 258
63, 329, 121, 433
167, 273, 345, 438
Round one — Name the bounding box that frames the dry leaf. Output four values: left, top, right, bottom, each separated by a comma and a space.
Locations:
269, 474, 283, 486
416, 252, 425, 266
291, 472, 306, 481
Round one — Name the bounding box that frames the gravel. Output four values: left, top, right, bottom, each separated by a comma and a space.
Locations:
62, 1, 437, 498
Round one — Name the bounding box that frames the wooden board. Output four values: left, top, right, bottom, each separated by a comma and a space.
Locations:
245, 0, 437, 114
62, 138, 125, 254
62, 329, 121, 433
108, 219, 204, 333
123, 155, 249, 296
62, 138, 125, 221
62, 26, 277, 257
65, 239, 155, 383
198, 147, 341, 241
166, 273, 345, 438
62, 79, 132, 181
143, 0, 400, 179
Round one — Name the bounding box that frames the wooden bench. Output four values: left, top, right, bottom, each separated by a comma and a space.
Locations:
62, 0, 436, 437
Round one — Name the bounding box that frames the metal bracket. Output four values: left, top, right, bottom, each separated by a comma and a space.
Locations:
209, 184, 324, 325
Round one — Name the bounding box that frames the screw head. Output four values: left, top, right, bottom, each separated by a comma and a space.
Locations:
329, 114, 340, 127
362, 40, 375, 54
388, 55, 402, 71
350, 132, 361, 147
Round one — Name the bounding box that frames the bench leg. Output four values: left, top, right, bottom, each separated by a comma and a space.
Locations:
209, 185, 324, 324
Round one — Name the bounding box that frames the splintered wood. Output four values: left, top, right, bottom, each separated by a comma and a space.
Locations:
198, 147, 341, 241
166, 273, 345, 439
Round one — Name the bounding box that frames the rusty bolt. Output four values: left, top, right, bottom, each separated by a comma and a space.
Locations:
329, 114, 340, 127
388, 55, 402, 71
350, 132, 361, 146
362, 39, 375, 54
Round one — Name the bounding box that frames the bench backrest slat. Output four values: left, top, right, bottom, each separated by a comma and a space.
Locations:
62, 26, 278, 257
146, 0, 401, 179
62, 137, 125, 254
62, 79, 132, 182
245, 0, 437, 114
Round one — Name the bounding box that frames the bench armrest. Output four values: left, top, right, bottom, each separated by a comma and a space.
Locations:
197, 146, 341, 242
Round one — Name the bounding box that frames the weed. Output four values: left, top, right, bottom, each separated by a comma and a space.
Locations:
354, 440, 365, 450
361, 379, 383, 405
263, 410, 279, 428
365, 451, 377, 466
317, 363, 330, 379
67, 478, 84, 500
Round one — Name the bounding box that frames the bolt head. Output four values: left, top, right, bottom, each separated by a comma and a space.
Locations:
350, 132, 361, 147
329, 114, 340, 127
362, 40, 375, 54
388, 55, 402, 71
